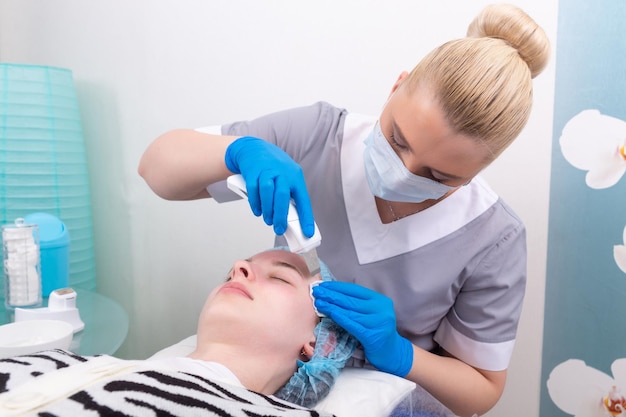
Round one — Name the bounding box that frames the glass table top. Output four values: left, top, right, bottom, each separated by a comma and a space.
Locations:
1, 288, 129, 356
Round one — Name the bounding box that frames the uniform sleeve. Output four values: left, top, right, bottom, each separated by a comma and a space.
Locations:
434, 218, 527, 371
221, 101, 343, 158
206, 102, 346, 202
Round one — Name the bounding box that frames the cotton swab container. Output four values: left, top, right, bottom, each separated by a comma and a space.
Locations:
2, 218, 42, 309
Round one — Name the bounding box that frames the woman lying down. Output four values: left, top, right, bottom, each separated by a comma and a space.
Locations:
0, 249, 357, 417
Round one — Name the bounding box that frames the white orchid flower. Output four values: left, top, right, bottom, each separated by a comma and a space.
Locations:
615, 225, 626, 274
547, 358, 626, 417
559, 109, 626, 189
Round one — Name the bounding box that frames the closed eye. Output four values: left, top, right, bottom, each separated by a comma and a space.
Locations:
224, 269, 233, 282
271, 276, 291, 284
389, 132, 408, 151
430, 169, 467, 186
430, 173, 446, 183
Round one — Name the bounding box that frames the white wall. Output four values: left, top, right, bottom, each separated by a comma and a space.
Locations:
0, 1, 558, 415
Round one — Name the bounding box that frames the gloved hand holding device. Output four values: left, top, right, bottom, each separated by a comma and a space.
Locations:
312, 281, 414, 377
225, 136, 315, 237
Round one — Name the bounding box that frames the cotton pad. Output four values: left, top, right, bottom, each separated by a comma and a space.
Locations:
309, 280, 325, 317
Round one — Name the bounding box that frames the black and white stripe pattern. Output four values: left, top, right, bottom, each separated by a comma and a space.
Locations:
0, 350, 335, 417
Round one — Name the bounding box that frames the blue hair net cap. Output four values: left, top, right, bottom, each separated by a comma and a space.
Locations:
274, 252, 358, 407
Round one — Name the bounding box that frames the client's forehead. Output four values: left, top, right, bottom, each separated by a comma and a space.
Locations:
251, 250, 312, 279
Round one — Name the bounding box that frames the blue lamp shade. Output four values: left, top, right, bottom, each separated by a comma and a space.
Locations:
0, 63, 96, 292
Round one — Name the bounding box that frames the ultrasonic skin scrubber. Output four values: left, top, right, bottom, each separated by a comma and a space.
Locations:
226, 174, 322, 276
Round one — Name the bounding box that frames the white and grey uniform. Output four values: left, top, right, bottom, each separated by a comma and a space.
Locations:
202, 101, 527, 372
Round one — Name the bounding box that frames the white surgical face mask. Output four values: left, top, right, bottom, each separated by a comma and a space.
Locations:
363, 123, 455, 203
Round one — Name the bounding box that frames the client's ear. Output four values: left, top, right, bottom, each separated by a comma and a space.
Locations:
301, 340, 315, 359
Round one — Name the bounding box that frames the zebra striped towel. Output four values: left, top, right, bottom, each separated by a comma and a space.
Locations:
0, 349, 336, 417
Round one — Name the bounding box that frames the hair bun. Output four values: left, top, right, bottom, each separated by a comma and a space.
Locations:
467, 4, 550, 78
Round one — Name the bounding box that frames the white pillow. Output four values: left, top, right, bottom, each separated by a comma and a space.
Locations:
149, 335, 198, 359
314, 367, 415, 417
150, 336, 416, 417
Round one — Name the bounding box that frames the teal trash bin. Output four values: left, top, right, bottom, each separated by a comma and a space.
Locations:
0, 63, 96, 292
24, 213, 70, 297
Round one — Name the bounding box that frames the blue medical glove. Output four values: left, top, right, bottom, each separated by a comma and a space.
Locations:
312, 281, 414, 377
225, 136, 315, 237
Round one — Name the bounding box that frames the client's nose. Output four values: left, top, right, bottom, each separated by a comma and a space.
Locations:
232, 260, 253, 281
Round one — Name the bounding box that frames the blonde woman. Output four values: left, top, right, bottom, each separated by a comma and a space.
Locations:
139, 4, 550, 416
